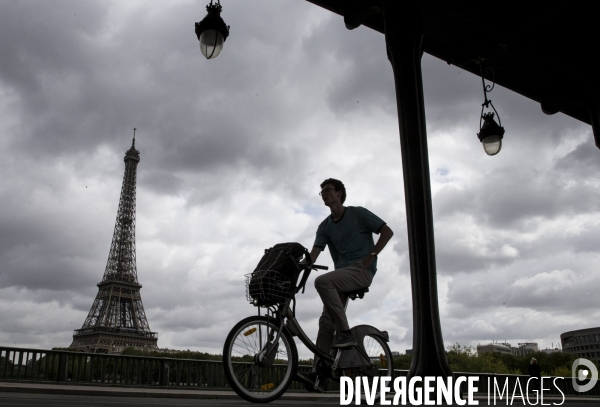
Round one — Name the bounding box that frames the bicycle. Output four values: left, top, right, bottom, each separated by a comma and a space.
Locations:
222, 257, 394, 403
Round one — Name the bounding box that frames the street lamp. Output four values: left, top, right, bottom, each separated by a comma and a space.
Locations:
478, 112, 505, 156
195, 0, 230, 59
477, 66, 505, 156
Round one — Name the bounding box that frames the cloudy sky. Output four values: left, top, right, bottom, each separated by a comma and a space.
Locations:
1, 0, 598, 358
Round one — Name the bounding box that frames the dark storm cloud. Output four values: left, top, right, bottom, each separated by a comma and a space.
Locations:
0, 169, 111, 288
0, 0, 319, 203
150, 119, 292, 176
554, 139, 600, 175
157, 128, 253, 172
300, 18, 396, 118
0, 1, 119, 155
139, 170, 184, 196
0, 250, 97, 291
0, 1, 107, 95
0, 203, 106, 292
444, 245, 600, 312
435, 241, 517, 274
434, 177, 600, 229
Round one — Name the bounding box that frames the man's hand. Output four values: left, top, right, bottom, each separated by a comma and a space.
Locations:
360, 255, 375, 269
360, 225, 394, 269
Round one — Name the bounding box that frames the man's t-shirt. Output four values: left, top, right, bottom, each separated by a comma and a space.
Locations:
313, 206, 386, 277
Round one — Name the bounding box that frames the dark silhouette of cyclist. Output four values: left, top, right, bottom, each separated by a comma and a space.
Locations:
307, 178, 393, 380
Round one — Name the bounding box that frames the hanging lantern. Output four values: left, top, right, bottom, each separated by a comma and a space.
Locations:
476, 66, 506, 156
195, 1, 230, 59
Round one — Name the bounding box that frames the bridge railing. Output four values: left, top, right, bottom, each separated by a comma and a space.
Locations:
0, 346, 597, 396
0, 346, 315, 389
0, 346, 228, 387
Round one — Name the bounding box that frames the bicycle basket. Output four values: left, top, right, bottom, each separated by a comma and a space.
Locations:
245, 270, 292, 306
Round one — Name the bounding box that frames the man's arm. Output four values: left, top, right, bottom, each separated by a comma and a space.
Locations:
361, 224, 394, 268
309, 246, 323, 264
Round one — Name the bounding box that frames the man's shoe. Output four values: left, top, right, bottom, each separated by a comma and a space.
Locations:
332, 331, 357, 348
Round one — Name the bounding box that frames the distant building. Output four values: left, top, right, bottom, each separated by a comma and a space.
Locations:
405, 349, 413, 355
477, 342, 538, 357
477, 342, 513, 355
541, 348, 562, 354
561, 327, 600, 363
391, 351, 401, 357
513, 342, 539, 356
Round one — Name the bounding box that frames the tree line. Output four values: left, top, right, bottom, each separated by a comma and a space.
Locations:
393, 343, 594, 377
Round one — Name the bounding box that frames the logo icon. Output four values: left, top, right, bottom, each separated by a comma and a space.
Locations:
572, 358, 598, 393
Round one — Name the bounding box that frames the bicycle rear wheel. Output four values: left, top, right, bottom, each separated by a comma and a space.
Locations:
340, 333, 394, 403
223, 315, 298, 403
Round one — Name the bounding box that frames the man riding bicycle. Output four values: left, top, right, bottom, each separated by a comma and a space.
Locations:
305, 178, 394, 385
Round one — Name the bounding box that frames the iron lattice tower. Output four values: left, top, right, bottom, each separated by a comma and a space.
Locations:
71, 129, 158, 353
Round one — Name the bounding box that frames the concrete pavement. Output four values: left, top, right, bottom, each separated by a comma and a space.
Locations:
0, 381, 338, 401
2, 380, 600, 404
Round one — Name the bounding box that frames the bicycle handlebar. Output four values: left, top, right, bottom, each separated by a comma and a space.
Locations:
295, 262, 328, 294
298, 262, 328, 271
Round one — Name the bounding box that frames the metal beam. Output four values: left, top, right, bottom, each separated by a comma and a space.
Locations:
590, 94, 600, 149
382, 0, 451, 378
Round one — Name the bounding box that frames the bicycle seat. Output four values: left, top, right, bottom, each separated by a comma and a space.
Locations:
344, 287, 369, 300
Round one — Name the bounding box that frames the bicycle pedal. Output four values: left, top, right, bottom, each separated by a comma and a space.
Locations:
306, 383, 323, 393
295, 372, 323, 393
331, 349, 342, 370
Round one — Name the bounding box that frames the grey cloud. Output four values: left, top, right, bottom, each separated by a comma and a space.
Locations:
0, 254, 96, 291
0, 1, 108, 95
0, 209, 107, 292
434, 165, 600, 228
422, 56, 484, 135
0, 0, 350, 197
157, 128, 252, 173
139, 170, 184, 196
446, 262, 599, 316
300, 21, 396, 118
435, 225, 560, 277
569, 227, 600, 253
0, 288, 96, 313
436, 243, 518, 275
554, 140, 600, 176
0, 2, 122, 157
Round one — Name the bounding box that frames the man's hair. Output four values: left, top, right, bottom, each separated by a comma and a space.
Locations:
320, 178, 346, 204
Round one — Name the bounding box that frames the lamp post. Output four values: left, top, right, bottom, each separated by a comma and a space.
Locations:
194, 0, 230, 59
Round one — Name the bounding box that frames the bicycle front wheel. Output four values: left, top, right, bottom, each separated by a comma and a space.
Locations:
223, 316, 298, 403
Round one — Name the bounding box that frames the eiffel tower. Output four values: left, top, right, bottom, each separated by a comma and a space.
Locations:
71, 129, 158, 353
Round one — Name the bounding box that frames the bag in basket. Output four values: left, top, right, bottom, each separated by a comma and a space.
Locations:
247, 242, 308, 306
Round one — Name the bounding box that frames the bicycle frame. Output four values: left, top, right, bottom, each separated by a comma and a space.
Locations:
256, 266, 377, 370
280, 298, 334, 364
